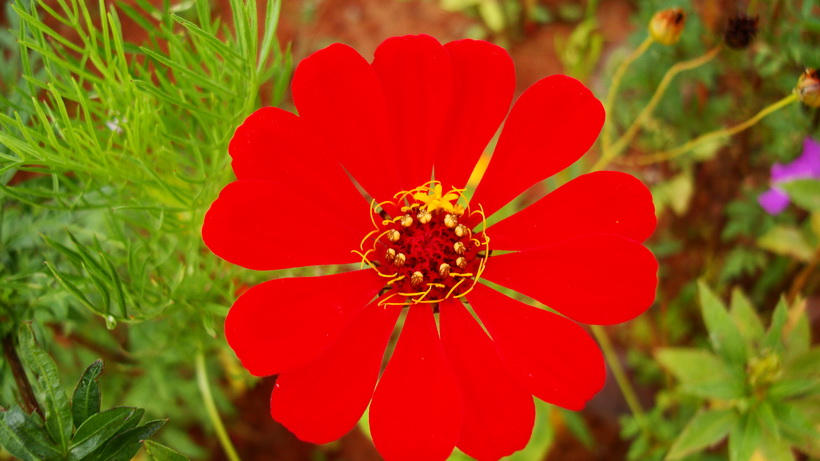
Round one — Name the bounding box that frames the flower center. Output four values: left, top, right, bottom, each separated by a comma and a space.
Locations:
355, 181, 489, 306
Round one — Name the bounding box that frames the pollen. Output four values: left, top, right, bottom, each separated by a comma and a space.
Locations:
354, 181, 490, 306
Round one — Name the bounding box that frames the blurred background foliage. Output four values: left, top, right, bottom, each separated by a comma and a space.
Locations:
0, 0, 819, 460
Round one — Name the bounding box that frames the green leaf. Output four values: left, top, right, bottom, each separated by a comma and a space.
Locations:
69, 407, 143, 460
665, 408, 737, 460
72, 359, 104, 428
698, 282, 748, 367
729, 412, 760, 461
761, 298, 789, 352
0, 405, 63, 460
144, 440, 190, 461
91, 419, 165, 461
729, 288, 764, 345
772, 403, 819, 448
656, 348, 746, 400
780, 179, 820, 211
17, 327, 73, 451
757, 225, 814, 261
783, 347, 820, 379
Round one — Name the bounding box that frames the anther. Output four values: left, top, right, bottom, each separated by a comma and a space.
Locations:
454, 224, 469, 238
387, 229, 401, 242
395, 253, 406, 267
400, 214, 413, 228
456, 256, 467, 269
385, 248, 396, 264
444, 214, 457, 228
417, 210, 432, 224
439, 263, 450, 278
454, 241, 466, 255
411, 271, 424, 287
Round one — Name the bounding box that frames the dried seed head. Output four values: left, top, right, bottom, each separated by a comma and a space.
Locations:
411, 271, 424, 287
387, 229, 401, 242
444, 214, 457, 228
439, 263, 451, 278
649, 8, 686, 46
455, 256, 467, 269
796, 69, 820, 108
724, 13, 759, 50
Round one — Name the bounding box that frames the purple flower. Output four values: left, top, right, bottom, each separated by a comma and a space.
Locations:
759, 137, 820, 215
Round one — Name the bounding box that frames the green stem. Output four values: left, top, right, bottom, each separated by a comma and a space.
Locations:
638, 93, 798, 165
601, 36, 654, 156
590, 325, 649, 435
196, 350, 241, 461
599, 45, 723, 170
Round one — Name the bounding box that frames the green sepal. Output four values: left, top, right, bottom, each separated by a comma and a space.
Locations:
144, 439, 190, 461
729, 412, 760, 461
72, 359, 104, 429
17, 326, 73, 451
698, 282, 748, 368
69, 406, 142, 460
665, 408, 737, 460
0, 405, 63, 460
88, 419, 165, 461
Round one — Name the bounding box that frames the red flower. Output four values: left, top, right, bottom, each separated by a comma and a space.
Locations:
202, 35, 657, 461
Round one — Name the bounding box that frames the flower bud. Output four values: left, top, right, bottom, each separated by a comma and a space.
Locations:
796, 69, 820, 108
649, 8, 686, 45
724, 13, 759, 50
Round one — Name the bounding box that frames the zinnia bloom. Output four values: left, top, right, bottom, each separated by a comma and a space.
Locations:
203, 35, 658, 461
758, 137, 820, 215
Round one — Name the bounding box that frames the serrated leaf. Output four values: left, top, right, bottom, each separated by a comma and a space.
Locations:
69, 407, 143, 460
780, 179, 820, 211
72, 359, 104, 428
144, 440, 190, 460
665, 408, 737, 460
0, 405, 62, 460
698, 282, 748, 367
17, 327, 73, 451
729, 288, 764, 345
656, 348, 746, 400
91, 419, 165, 461
729, 412, 760, 461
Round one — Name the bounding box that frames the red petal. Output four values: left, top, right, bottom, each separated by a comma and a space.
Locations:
488, 171, 657, 251
224, 270, 384, 376
467, 283, 605, 410
270, 300, 400, 444
202, 180, 370, 271
439, 298, 535, 460
370, 306, 462, 461
471, 75, 605, 218
435, 39, 515, 191
372, 35, 452, 189
292, 43, 401, 202
228, 108, 364, 199
481, 234, 658, 325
